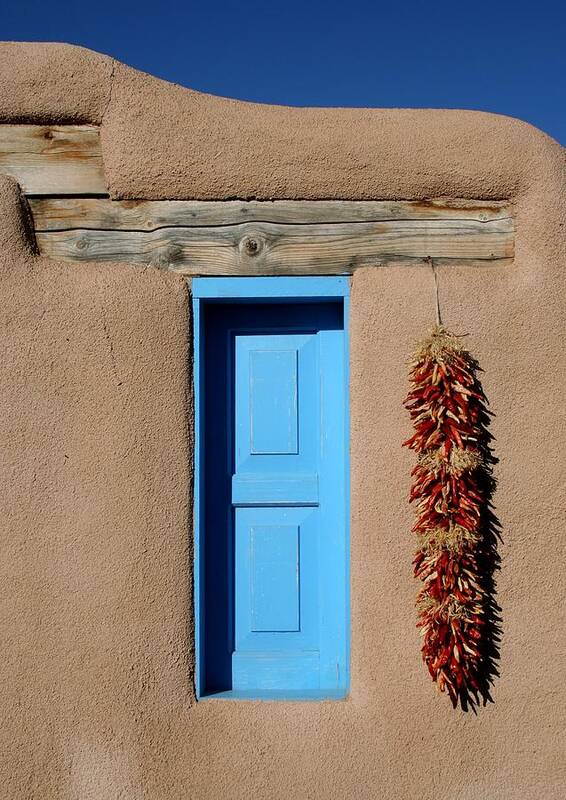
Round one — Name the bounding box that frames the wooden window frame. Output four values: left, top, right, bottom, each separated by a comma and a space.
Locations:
192, 277, 350, 700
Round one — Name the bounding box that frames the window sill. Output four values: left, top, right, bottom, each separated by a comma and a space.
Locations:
198, 688, 349, 702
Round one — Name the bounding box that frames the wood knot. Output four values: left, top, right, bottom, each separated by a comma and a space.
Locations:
241, 235, 262, 257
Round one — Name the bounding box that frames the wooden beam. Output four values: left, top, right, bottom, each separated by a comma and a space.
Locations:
29, 197, 512, 229
32, 199, 514, 275
0, 125, 105, 195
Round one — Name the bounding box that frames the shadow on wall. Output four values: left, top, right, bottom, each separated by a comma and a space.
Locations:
467, 378, 502, 714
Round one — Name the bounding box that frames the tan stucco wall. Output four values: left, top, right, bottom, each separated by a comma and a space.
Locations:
1, 43, 565, 800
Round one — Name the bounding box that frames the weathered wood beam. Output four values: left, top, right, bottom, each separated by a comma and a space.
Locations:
0, 125, 105, 195
29, 197, 512, 229
32, 198, 514, 275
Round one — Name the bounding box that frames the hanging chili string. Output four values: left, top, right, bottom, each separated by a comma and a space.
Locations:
403, 321, 492, 707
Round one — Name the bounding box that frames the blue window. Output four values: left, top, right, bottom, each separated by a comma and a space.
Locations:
193, 278, 349, 700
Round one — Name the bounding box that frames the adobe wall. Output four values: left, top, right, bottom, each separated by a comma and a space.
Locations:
1, 43, 565, 800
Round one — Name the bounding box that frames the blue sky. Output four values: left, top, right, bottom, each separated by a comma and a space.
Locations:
3, 0, 566, 144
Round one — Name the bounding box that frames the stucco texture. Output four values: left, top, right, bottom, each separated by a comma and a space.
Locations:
1, 43, 565, 800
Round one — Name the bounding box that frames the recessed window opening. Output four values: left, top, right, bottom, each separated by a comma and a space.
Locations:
193, 278, 350, 700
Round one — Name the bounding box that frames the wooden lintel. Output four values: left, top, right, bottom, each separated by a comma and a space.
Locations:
31, 199, 514, 275
29, 197, 512, 229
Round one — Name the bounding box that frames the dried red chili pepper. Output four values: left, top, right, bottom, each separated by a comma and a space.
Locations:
404, 325, 489, 707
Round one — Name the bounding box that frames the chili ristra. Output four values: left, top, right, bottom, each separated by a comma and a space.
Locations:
403, 325, 490, 707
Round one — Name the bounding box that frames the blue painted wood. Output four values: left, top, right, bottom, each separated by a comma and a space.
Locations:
192, 278, 350, 701
234, 333, 318, 500
200, 687, 347, 701
243, 342, 299, 455
193, 296, 204, 698
234, 506, 318, 658
231, 473, 318, 507
231, 652, 320, 692
250, 524, 300, 632
192, 276, 349, 300
318, 329, 349, 689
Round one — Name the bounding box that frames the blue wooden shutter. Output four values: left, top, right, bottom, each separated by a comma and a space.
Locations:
232, 328, 347, 695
